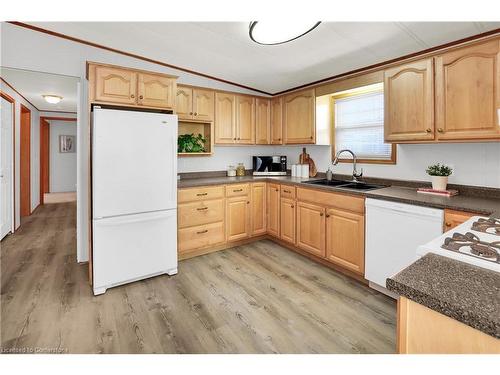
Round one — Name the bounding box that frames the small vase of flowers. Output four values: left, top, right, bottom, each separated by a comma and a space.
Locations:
426, 163, 453, 191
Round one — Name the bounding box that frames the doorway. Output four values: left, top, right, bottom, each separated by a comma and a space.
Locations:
1, 91, 15, 239
20, 104, 31, 217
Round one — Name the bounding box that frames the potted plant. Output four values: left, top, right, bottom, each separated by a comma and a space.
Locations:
178, 133, 206, 153
426, 163, 453, 191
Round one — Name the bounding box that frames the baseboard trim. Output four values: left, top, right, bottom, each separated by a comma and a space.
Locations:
178, 235, 268, 260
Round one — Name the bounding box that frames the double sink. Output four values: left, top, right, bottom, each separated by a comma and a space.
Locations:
302, 178, 385, 191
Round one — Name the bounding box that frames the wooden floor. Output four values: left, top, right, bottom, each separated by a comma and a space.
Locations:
1, 203, 396, 354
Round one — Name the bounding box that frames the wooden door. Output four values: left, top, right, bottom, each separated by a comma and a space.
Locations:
20, 105, 31, 217
280, 198, 296, 244
215, 92, 236, 144
226, 196, 250, 242
267, 183, 280, 238
325, 208, 365, 274
255, 98, 270, 144
435, 39, 500, 140
137, 73, 176, 109
270, 96, 283, 144
94, 65, 137, 105
443, 209, 477, 232
176, 86, 193, 120
296, 201, 326, 257
384, 58, 435, 142
193, 88, 215, 122
251, 182, 267, 236
283, 89, 315, 144
236, 95, 255, 144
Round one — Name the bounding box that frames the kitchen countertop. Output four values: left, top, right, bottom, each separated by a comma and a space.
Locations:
178, 175, 500, 218
386, 253, 500, 339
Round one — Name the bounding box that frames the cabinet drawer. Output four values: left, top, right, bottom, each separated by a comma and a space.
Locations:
178, 185, 225, 203
226, 183, 250, 197
178, 199, 224, 228
280, 185, 296, 199
178, 221, 225, 253
296, 187, 365, 213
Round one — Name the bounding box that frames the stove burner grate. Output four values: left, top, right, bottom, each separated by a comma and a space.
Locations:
441, 232, 500, 263
471, 218, 500, 235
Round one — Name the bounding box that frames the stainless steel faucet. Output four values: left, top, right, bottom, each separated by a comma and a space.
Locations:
332, 149, 363, 182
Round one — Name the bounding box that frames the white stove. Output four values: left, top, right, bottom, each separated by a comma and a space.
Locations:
417, 216, 500, 272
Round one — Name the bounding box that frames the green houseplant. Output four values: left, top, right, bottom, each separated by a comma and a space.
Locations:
178, 133, 207, 153
426, 163, 453, 191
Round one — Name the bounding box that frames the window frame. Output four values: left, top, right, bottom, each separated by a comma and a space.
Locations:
331, 84, 396, 165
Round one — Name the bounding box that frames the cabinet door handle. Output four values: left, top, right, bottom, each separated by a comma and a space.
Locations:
291, 205, 294, 208
283, 189, 291, 193
130, 94, 135, 98
233, 189, 243, 192
196, 229, 208, 234
320, 212, 324, 216
426, 128, 432, 133
310, 136, 313, 139
247, 201, 250, 204
437, 128, 444, 133
445, 222, 452, 227
189, 112, 193, 115
197, 207, 208, 211
196, 192, 208, 196
326, 214, 330, 218
139, 95, 143, 99
194, 112, 198, 116
233, 137, 237, 140
275, 188, 279, 192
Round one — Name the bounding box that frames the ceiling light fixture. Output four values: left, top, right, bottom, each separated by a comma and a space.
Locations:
249, 21, 321, 45
42, 95, 63, 104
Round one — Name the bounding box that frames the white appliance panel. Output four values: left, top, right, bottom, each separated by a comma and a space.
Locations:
365, 199, 444, 292
92, 108, 177, 218
92, 209, 177, 294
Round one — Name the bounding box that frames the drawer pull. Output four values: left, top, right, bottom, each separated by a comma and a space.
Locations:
326, 214, 330, 218
196, 192, 208, 196
291, 205, 294, 208
283, 189, 291, 193
196, 229, 208, 234
233, 189, 243, 192
320, 212, 324, 216
197, 207, 208, 211
445, 222, 452, 227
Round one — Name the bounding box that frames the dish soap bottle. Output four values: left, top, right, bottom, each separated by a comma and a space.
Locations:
326, 167, 333, 181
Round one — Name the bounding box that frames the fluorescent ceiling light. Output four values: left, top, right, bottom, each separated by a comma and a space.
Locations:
249, 21, 321, 45
43, 95, 63, 104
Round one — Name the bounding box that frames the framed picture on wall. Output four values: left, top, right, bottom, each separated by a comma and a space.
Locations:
59, 135, 76, 153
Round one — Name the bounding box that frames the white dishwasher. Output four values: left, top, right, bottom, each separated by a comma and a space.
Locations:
365, 198, 444, 297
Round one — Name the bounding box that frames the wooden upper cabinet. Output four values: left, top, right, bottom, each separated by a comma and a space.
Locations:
251, 183, 267, 236
94, 65, 137, 105
384, 58, 435, 142
193, 88, 215, 122
236, 95, 255, 144
256, 98, 271, 144
176, 86, 194, 120
267, 183, 280, 238
283, 89, 316, 144
215, 92, 236, 144
137, 73, 176, 109
435, 39, 500, 140
271, 96, 283, 144
296, 201, 326, 258
325, 208, 365, 275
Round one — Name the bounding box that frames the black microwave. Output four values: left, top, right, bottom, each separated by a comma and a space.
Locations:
252, 156, 287, 176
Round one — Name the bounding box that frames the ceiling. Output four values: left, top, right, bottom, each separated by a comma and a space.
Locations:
0, 67, 79, 112
20, 22, 500, 93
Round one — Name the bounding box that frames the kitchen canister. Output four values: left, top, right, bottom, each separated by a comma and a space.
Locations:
291, 164, 297, 177
301, 164, 309, 178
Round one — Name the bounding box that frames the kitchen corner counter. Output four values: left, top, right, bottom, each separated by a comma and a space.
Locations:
387, 253, 500, 339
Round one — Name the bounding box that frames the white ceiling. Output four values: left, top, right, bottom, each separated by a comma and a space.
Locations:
23, 22, 500, 93
0, 67, 79, 112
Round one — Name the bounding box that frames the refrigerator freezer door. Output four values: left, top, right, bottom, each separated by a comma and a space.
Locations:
92, 209, 177, 295
92, 108, 177, 219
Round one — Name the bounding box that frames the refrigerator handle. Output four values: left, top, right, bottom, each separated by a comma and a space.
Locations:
95, 211, 173, 225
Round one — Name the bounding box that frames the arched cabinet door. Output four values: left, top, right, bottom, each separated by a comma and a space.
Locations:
193, 88, 214, 122
435, 39, 500, 141
283, 89, 316, 144
176, 86, 193, 120
384, 58, 434, 142
137, 73, 176, 109
94, 66, 138, 105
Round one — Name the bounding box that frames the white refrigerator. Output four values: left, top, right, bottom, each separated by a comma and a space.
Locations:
92, 107, 178, 295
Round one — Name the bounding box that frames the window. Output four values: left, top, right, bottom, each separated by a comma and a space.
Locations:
332, 83, 396, 164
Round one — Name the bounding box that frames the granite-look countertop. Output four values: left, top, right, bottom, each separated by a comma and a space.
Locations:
178, 175, 500, 218
386, 254, 500, 339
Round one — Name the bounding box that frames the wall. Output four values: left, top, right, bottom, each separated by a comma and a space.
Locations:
49, 120, 77, 192
0, 80, 40, 230
0, 22, 268, 262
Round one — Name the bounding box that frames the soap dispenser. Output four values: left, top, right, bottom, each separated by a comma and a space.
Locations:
326, 167, 333, 181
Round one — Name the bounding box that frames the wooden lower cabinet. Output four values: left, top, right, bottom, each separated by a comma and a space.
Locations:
226, 196, 250, 242
325, 207, 365, 275
443, 209, 477, 232
267, 183, 280, 238
280, 198, 296, 244
296, 201, 325, 257
178, 221, 225, 254
251, 183, 267, 236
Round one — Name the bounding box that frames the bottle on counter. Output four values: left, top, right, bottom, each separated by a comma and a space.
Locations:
236, 163, 245, 176
227, 165, 236, 177
326, 167, 333, 181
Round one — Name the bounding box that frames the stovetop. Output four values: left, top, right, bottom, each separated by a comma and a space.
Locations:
418, 216, 500, 272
